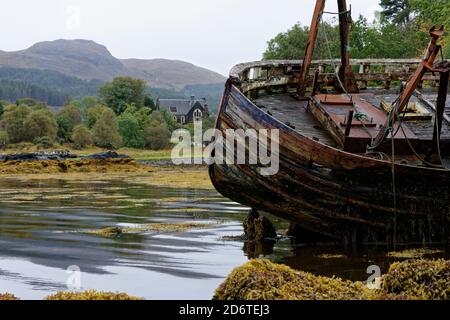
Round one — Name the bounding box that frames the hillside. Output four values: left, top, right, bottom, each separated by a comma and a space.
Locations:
0, 39, 226, 89
122, 58, 225, 91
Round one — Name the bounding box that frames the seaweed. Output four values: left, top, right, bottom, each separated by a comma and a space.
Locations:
44, 290, 142, 300
386, 248, 442, 259
0, 293, 20, 300
214, 258, 450, 300
381, 259, 450, 299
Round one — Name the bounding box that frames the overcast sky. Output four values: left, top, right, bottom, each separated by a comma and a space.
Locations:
0, 0, 381, 75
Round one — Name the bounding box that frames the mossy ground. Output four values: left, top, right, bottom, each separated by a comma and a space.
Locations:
214, 258, 450, 300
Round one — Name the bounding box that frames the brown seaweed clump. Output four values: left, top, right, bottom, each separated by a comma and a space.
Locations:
215, 258, 450, 300
0, 293, 20, 300
381, 259, 450, 300
386, 248, 442, 259
214, 259, 369, 300
44, 290, 142, 300
243, 209, 277, 241
86, 222, 214, 237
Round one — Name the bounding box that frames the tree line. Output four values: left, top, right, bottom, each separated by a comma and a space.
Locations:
263, 0, 449, 61
0, 77, 214, 151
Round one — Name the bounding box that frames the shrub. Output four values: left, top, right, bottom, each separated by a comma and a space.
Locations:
0, 131, 8, 149
92, 108, 122, 149
33, 136, 53, 149
381, 259, 450, 299
2, 105, 31, 143
72, 124, 93, 149
24, 110, 58, 142
144, 124, 170, 150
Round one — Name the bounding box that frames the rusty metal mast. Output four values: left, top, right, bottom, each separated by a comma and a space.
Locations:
370, 26, 445, 150
298, 0, 359, 96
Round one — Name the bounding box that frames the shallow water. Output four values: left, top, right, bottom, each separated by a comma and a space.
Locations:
0, 175, 449, 299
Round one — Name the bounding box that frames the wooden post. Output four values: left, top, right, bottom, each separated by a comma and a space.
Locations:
430, 70, 449, 160
298, 0, 326, 96
337, 0, 359, 93
345, 110, 354, 137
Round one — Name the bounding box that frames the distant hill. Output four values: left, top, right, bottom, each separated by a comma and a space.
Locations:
0, 39, 226, 109
0, 39, 225, 89
122, 58, 226, 91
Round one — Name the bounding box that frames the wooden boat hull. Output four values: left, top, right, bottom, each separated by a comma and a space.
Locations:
209, 83, 450, 244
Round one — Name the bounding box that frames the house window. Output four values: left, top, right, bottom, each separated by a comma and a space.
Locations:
170, 107, 177, 113
180, 116, 185, 124
193, 109, 202, 122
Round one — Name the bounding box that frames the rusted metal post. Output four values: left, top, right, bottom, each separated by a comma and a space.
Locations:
345, 110, 354, 137
298, 0, 326, 97
337, 0, 359, 93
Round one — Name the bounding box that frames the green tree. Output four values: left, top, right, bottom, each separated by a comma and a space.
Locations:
0, 101, 4, 118
24, 109, 58, 142
117, 111, 145, 148
86, 105, 110, 128
92, 108, 122, 149
15, 98, 46, 109
2, 105, 31, 143
159, 109, 180, 132
72, 124, 93, 149
380, 0, 412, 25
144, 95, 156, 110
80, 96, 98, 110
144, 111, 171, 150
56, 104, 82, 142
99, 77, 147, 114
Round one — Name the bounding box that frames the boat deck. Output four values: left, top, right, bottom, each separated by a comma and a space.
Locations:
253, 92, 450, 157
253, 94, 338, 147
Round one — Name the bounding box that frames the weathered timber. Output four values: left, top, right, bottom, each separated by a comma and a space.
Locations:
209, 84, 450, 244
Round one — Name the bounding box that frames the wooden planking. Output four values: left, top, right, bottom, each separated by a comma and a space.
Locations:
210, 84, 450, 243
253, 94, 338, 147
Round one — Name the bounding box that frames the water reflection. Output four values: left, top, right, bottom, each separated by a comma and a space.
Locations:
1, 175, 449, 299
0, 176, 247, 299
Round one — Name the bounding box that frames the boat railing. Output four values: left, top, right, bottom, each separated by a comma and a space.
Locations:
229, 59, 441, 97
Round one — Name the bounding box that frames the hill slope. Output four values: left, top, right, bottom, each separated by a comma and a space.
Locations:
0, 39, 226, 90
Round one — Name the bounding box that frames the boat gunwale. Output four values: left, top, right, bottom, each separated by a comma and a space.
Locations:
215, 81, 449, 174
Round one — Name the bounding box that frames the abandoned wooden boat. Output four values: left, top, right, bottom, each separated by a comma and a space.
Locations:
209, 0, 450, 244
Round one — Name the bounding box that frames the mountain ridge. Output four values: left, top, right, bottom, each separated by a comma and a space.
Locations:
0, 39, 226, 90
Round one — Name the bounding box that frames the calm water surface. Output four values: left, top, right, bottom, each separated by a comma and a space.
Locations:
0, 175, 449, 299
